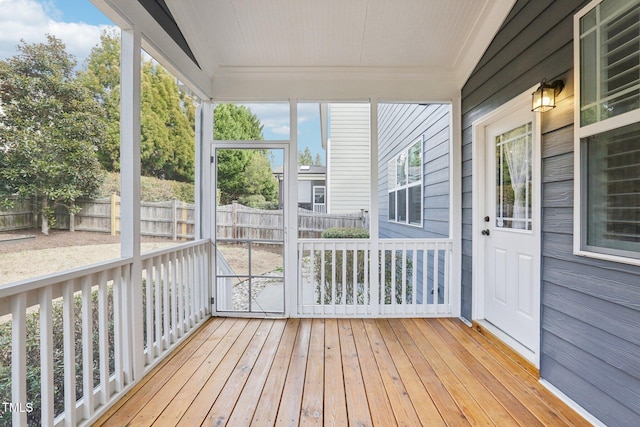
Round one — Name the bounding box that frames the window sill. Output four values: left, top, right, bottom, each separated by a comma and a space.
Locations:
573, 248, 640, 267
388, 220, 423, 229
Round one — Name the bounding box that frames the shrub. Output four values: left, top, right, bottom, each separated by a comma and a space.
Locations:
313, 228, 412, 305
238, 194, 279, 210
321, 227, 369, 239
98, 172, 195, 203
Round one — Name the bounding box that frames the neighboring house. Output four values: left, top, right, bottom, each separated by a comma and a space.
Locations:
462, 1, 640, 425
275, 164, 326, 212
377, 103, 452, 304
296, 165, 326, 213
326, 103, 371, 214
378, 103, 451, 239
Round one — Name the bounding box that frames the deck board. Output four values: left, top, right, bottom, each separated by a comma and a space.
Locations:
447, 319, 590, 426
386, 319, 470, 427
156, 318, 259, 425
226, 319, 287, 425
322, 319, 348, 427
201, 320, 277, 426
349, 319, 397, 426
401, 318, 496, 426
276, 318, 311, 426
375, 319, 446, 426
362, 319, 424, 426
337, 319, 373, 427
250, 318, 300, 426
417, 319, 520, 425
438, 319, 569, 426
95, 317, 588, 427
299, 319, 324, 425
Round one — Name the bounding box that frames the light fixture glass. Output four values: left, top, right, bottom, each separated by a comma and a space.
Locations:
531, 78, 564, 112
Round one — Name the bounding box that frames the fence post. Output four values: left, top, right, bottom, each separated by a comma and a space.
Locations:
232, 201, 238, 239
110, 193, 119, 236
182, 203, 188, 241
172, 199, 178, 241
32, 197, 38, 230
70, 212, 75, 232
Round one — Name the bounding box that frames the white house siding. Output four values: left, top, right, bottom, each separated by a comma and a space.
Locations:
327, 103, 371, 214
378, 103, 451, 239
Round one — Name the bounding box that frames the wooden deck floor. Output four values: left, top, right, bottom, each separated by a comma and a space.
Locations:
95, 317, 588, 426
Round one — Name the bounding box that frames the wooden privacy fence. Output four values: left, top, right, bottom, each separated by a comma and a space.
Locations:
0, 195, 195, 240
0, 197, 34, 231
1, 198, 367, 239
55, 195, 196, 240
216, 202, 368, 240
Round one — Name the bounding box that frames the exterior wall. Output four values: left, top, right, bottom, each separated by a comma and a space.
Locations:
327, 103, 370, 214
377, 103, 450, 239
298, 180, 312, 205
297, 179, 325, 210
461, 1, 640, 426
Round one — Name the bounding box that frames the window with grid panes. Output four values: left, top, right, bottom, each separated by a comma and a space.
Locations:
577, 0, 640, 260
387, 138, 422, 226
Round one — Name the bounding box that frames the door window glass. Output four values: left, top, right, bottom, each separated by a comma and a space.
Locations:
495, 123, 533, 230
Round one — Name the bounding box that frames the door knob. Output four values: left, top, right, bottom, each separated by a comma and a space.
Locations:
484, 216, 490, 222
481, 229, 490, 236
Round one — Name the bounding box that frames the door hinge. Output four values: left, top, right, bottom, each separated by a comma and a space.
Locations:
210, 155, 215, 164
210, 297, 215, 305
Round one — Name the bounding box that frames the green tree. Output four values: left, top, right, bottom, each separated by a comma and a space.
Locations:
0, 36, 105, 234
77, 30, 120, 171
298, 146, 314, 165
214, 104, 277, 205
298, 146, 323, 165
243, 152, 278, 202
140, 62, 195, 181
80, 32, 196, 182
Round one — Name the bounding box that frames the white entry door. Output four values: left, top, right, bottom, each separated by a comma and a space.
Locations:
482, 105, 540, 358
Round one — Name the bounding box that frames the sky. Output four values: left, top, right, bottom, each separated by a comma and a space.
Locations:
0, 0, 115, 65
0, 0, 326, 166
241, 102, 326, 166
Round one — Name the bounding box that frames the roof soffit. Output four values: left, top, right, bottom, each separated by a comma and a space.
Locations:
94, 0, 515, 99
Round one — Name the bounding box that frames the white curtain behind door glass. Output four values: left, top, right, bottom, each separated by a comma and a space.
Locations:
500, 123, 532, 229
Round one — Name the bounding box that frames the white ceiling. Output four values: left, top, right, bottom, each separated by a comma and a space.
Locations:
96, 0, 515, 100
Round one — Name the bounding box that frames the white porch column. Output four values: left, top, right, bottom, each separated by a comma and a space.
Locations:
195, 101, 213, 240
196, 101, 213, 313
120, 27, 143, 380
287, 98, 298, 316
370, 99, 379, 316
451, 95, 462, 318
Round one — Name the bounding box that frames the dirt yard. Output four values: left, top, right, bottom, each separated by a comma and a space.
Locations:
0, 230, 175, 285
0, 230, 282, 286
0, 229, 125, 252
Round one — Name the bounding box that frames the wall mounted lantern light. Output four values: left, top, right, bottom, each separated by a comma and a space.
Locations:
531, 78, 565, 112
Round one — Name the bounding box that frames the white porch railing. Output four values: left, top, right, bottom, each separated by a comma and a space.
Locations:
297, 238, 453, 317
0, 240, 211, 426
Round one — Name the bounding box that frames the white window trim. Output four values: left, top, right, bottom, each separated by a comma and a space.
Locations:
573, 0, 640, 266
387, 136, 423, 227
312, 185, 326, 213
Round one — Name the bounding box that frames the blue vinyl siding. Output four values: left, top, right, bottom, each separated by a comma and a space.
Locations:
378, 103, 450, 239
377, 103, 451, 305
461, 1, 640, 425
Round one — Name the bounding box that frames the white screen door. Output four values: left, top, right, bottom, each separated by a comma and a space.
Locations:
213, 144, 287, 315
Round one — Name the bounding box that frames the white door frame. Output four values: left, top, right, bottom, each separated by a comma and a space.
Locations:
210, 141, 290, 317
471, 86, 542, 366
